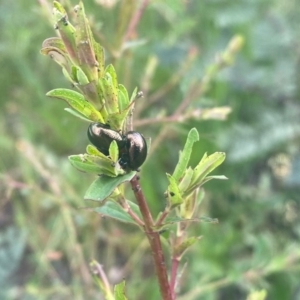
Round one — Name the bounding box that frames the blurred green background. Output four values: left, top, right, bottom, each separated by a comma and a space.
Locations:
1, 0, 300, 299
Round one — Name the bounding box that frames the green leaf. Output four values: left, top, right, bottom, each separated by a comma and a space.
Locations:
105, 105, 133, 131
166, 173, 183, 208
68, 154, 107, 174
40, 38, 73, 76
76, 81, 103, 109
118, 84, 129, 111
199, 216, 219, 223
188, 152, 226, 193
62, 67, 76, 84
177, 189, 198, 219
114, 280, 128, 300
93, 201, 139, 225
247, 290, 267, 300
162, 215, 218, 227
69, 153, 124, 177
93, 40, 104, 78
109, 140, 119, 163
75, 66, 90, 85
84, 172, 136, 202
47, 88, 104, 122
64, 108, 91, 122
106, 65, 118, 93
86, 155, 125, 177
199, 175, 228, 186
41, 37, 67, 53
173, 128, 199, 181
99, 75, 119, 114
53, 1, 78, 65
74, 1, 99, 82
178, 167, 194, 193
86, 144, 102, 156
129, 87, 138, 103
174, 236, 201, 258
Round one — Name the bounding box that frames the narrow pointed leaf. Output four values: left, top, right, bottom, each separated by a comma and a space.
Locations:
68, 154, 107, 174
99, 76, 118, 114
118, 84, 129, 111
93, 202, 136, 225
105, 104, 134, 131
114, 280, 128, 300
162, 215, 218, 227
177, 189, 198, 219
109, 140, 119, 163
40, 38, 72, 72
87, 155, 125, 177
85, 172, 136, 201
198, 175, 228, 186
46, 88, 104, 122
62, 67, 77, 84
53, 1, 78, 65
86, 144, 103, 156
41, 37, 67, 52
69, 153, 124, 177
190, 152, 226, 189
173, 128, 199, 181
75, 66, 90, 85
64, 108, 92, 122
93, 40, 104, 78
166, 173, 183, 208
129, 87, 138, 103
178, 167, 194, 193
74, 1, 99, 81
174, 236, 201, 258
106, 65, 118, 93
77, 81, 102, 109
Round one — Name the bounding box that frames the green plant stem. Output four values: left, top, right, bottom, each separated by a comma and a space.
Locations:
130, 175, 172, 300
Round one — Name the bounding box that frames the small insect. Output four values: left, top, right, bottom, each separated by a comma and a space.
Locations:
87, 122, 147, 170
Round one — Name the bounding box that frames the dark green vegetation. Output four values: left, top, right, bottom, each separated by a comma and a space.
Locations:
1, 0, 300, 299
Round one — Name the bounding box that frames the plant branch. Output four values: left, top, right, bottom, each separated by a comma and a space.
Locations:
130, 175, 172, 300
155, 207, 170, 227
90, 260, 114, 300
122, 0, 149, 43
144, 36, 243, 154
118, 197, 145, 227
135, 47, 197, 117
169, 257, 179, 299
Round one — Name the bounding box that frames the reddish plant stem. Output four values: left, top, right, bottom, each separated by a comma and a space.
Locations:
155, 207, 170, 227
169, 223, 185, 299
89, 260, 114, 299
169, 257, 179, 299
130, 175, 172, 300
123, 0, 149, 43
118, 196, 145, 227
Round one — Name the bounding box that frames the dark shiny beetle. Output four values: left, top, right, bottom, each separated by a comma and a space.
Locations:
87, 123, 125, 156
87, 122, 147, 170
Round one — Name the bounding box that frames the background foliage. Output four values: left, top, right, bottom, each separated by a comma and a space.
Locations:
1, 0, 300, 299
